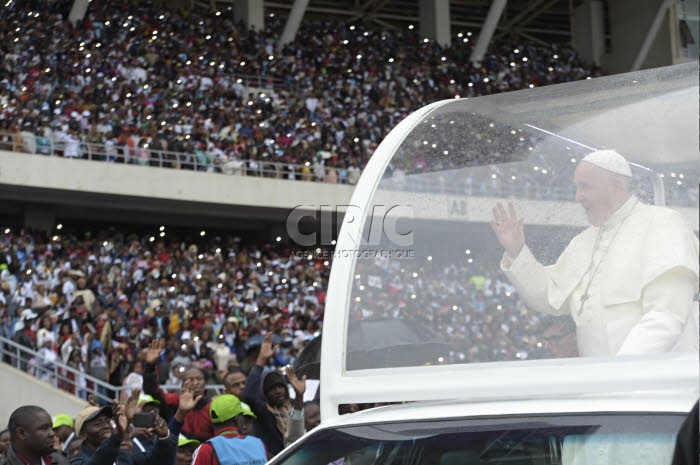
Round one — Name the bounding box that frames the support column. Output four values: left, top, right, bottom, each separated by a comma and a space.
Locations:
601, 0, 677, 73
419, 0, 452, 48
233, 0, 264, 31
676, 0, 699, 62
573, 0, 606, 66
278, 0, 310, 50
631, 0, 673, 70
470, 0, 507, 65
68, 0, 90, 24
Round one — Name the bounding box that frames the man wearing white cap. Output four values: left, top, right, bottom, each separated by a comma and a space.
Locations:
491, 149, 699, 356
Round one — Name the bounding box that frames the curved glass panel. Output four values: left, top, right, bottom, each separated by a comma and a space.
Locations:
345, 63, 699, 370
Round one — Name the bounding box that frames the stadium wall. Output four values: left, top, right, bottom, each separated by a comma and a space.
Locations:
0, 362, 86, 428
0, 150, 354, 230
0, 151, 696, 233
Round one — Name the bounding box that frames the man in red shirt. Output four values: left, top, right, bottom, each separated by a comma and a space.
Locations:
142, 341, 215, 443
191, 395, 267, 465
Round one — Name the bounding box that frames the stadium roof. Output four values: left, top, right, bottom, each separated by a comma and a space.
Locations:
264, 0, 573, 44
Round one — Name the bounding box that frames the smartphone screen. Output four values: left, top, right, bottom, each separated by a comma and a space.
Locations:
132, 412, 155, 428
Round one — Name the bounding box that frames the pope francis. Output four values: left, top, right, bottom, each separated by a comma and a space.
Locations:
491, 150, 699, 357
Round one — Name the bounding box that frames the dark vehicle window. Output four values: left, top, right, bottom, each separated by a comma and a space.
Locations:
274, 414, 683, 465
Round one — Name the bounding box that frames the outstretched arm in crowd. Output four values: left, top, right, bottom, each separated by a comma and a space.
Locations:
284, 366, 307, 446
132, 381, 202, 465
142, 339, 179, 421
71, 400, 130, 465
242, 332, 278, 414
131, 414, 172, 465
172, 380, 203, 426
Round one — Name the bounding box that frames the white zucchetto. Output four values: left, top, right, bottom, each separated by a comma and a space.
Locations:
581, 149, 632, 177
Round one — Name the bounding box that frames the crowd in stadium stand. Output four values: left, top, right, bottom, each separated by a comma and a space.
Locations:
1, 0, 601, 185
0, 225, 566, 398
3, 1, 695, 204
348, 257, 551, 364
0, 228, 327, 396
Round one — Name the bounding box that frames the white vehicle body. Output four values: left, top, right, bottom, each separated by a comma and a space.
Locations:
268, 62, 699, 464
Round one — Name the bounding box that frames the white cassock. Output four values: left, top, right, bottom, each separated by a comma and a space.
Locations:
502, 196, 699, 356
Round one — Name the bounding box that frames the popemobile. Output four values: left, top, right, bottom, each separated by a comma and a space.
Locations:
269, 62, 699, 465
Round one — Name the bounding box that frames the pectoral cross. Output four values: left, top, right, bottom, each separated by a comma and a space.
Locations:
577, 293, 589, 316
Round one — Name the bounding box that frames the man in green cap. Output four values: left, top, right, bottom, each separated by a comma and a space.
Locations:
176, 435, 199, 465
52, 415, 75, 453
191, 395, 266, 465
236, 402, 256, 437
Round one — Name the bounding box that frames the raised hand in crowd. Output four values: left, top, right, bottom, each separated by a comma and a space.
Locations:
145, 339, 165, 365
87, 393, 99, 407
256, 332, 279, 367
130, 427, 154, 442
113, 402, 129, 438
124, 387, 141, 425
286, 366, 307, 410
153, 413, 169, 439
174, 379, 203, 423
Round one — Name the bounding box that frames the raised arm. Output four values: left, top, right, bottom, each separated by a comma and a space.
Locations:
284, 366, 307, 446
242, 332, 278, 412
490, 201, 525, 259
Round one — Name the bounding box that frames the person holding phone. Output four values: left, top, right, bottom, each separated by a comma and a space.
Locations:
130, 396, 162, 454
70, 400, 132, 465
130, 379, 204, 465
141, 340, 215, 443
241, 332, 293, 456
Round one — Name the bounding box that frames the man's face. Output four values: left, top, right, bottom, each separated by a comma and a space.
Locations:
236, 415, 255, 436
54, 424, 74, 442
18, 411, 55, 456
304, 403, 321, 431
573, 162, 620, 226
133, 361, 145, 374
265, 383, 288, 408
176, 445, 197, 465
223, 372, 246, 398
142, 403, 160, 415
184, 368, 205, 397
0, 430, 10, 454
81, 413, 113, 448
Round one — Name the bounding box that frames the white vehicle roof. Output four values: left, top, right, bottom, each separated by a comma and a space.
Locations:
319, 62, 699, 422
317, 390, 697, 432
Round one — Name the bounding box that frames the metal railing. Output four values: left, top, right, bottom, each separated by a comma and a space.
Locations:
1, 131, 697, 205
0, 131, 355, 184
0, 335, 121, 405
162, 383, 226, 397
0, 335, 225, 404
382, 177, 578, 200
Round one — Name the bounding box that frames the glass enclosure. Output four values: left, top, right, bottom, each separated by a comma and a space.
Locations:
275, 413, 684, 465
344, 63, 698, 370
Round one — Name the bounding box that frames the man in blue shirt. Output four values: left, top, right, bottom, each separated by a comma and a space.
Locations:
191, 395, 267, 465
